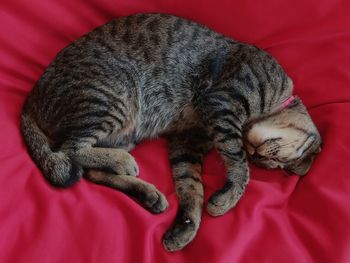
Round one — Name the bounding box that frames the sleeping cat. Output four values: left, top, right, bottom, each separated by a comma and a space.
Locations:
21, 13, 321, 251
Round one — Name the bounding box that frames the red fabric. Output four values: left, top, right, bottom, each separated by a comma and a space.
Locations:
1, 1, 350, 262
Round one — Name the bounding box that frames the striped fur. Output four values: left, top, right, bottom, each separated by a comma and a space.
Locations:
21, 13, 321, 251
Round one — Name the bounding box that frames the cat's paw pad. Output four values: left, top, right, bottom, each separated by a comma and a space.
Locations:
112, 152, 139, 176
206, 186, 243, 217
143, 188, 168, 214
163, 219, 197, 252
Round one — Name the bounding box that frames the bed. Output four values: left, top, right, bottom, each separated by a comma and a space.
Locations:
1, 0, 349, 262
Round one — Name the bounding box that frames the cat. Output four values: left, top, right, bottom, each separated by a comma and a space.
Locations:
20, 13, 322, 251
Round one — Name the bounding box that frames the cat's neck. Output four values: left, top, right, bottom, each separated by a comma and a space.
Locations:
244, 76, 294, 122
267, 78, 294, 114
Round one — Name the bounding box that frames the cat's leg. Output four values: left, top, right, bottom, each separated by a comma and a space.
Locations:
196, 92, 250, 217
163, 128, 212, 252
85, 169, 168, 214
57, 124, 139, 176
60, 138, 167, 213
69, 146, 139, 176
95, 131, 137, 152
206, 116, 249, 217
206, 140, 249, 217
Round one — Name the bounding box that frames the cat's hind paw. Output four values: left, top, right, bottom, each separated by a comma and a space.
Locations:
110, 151, 139, 176
142, 187, 168, 214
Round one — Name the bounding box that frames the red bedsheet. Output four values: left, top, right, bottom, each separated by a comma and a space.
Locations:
1, 1, 349, 262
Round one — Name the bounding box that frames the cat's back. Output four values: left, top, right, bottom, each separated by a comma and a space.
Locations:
77, 13, 234, 69
46, 13, 231, 65
25, 13, 236, 129
31, 13, 235, 101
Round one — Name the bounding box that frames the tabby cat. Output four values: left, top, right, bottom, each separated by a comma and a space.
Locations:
21, 13, 321, 251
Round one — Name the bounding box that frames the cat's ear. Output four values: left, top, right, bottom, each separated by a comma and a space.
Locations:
286, 155, 315, 176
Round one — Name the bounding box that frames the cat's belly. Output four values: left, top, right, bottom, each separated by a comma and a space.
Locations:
134, 103, 203, 141
163, 104, 203, 133
97, 104, 201, 149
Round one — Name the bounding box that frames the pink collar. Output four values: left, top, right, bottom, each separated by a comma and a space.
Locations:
278, 95, 296, 110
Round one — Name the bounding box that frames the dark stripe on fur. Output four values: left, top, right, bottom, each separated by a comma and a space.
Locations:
175, 173, 201, 182
217, 133, 241, 144
227, 92, 251, 117
220, 117, 242, 132
213, 125, 232, 134
216, 181, 234, 194
170, 154, 202, 165
71, 110, 123, 126
236, 73, 255, 91
258, 83, 266, 113
248, 65, 266, 114
219, 149, 244, 160
210, 109, 242, 123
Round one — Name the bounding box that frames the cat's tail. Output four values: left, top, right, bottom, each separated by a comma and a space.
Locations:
21, 106, 83, 187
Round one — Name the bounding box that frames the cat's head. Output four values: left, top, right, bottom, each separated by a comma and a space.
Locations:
243, 97, 321, 175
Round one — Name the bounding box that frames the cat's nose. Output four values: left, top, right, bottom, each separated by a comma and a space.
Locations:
251, 152, 265, 161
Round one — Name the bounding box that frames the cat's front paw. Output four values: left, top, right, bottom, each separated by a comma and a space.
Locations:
163, 219, 197, 252
206, 182, 245, 216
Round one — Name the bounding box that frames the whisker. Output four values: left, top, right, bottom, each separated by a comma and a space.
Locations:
278, 141, 296, 147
